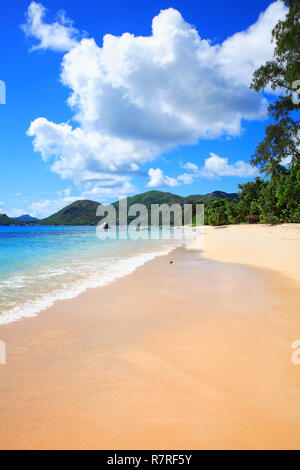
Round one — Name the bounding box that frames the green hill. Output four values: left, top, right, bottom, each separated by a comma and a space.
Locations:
110, 190, 239, 224
112, 190, 183, 212
37, 190, 238, 226
0, 214, 28, 225
0, 191, 238, 226
13, 214, 39, 222
39, 200, 102, 226
112, 190, 238, 210
110, 190, 184, 224
184, 191, 239, 203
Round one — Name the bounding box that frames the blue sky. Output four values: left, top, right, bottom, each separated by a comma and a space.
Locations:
0, 0, 287, 218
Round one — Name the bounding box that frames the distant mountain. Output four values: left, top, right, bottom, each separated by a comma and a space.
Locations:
110, 190, 239, 224
110, 190, 183, 224
113, 190, 238, 209
185, 191, 239, 203
0, 191, 239, 226
39, 200, 102, 226
0, 214, 27, 225
13, 214, 39, 222
113, 190, 238, 208
112, 190, 183, 213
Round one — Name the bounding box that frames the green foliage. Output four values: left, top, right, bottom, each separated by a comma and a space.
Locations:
194, 199, 244, 226
39, 200, 102, 226
0, 191, 238, 227
204, 199, 228, 226
113, 190, 238, 225
251, 119, 298, 180
250, 1, 300, 174
193, 162, 300, 226
185, 191, 239, 204
0, 214, 29, 226
238, 178, 264, 211
257, 181, 281, 224
237, 165, 300, 224
276, 160, 300, 222
225, 200, 244, 224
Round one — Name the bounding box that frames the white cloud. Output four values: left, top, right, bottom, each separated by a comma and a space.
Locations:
202, 153, 259, 178
25, 2, 286, 195
182, 162, 199, 171
22, 2, 80, 52
28, 196, 79, 218
218, 0, 287, 89
147, 168, 178, 188
80, 177, 137, 202
148, 153, 258, 187
57, 188, 71, 197
8, 208, 27, 218
27, 118, 152, 184
185, 152, 259, 179
177, 173, 195, 184
8, 178, 137, 219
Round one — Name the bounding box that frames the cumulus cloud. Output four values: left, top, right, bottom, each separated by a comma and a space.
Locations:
28, 196, 80, 218
147, 153, 258, 187
147, 168, 178, 188
218, 0, 286, 88
14, 179, 136, 219
202, 153, 259, 178
184, 153, 259, 180
177, 173, 195, 185
182, 162, 199, 172
22, 2, 81, 52
8, 208, 27, 218
25, 2, 286, 195
27, 118, 150, 183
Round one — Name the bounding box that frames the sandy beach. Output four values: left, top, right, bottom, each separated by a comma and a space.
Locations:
190, 224, 300, 286
0, 224, 300, 450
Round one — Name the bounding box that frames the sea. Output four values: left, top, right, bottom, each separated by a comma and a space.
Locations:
0, 225, 191, 325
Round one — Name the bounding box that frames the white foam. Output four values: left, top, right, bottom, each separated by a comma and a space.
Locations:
0, 246, 177, 325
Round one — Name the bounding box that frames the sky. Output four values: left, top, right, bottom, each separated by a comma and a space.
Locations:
0, 0, 287, 218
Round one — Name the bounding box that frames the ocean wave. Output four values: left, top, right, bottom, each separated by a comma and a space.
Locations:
0, 246, 176, 325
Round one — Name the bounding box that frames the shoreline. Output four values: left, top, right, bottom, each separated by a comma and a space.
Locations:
190, 223, 300, 287
0, 243, 179, 326
0, 225, 300, 449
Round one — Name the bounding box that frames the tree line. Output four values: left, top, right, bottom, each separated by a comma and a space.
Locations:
195, 0, 299, 226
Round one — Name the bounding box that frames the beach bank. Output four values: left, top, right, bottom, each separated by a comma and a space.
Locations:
0, 225, 299, 449
190, 223, 300, 287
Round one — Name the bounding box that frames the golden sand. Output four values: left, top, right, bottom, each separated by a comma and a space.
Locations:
0, 225, 300, 449
189, 223, 300, 286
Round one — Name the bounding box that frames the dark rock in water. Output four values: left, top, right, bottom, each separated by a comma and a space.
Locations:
98, 222, 110, 230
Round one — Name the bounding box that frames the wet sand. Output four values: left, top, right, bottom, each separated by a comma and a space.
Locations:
0, 244, 300, 449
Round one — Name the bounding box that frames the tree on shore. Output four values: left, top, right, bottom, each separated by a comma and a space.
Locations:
250, 0, 300, 175
191, 1, 300, 227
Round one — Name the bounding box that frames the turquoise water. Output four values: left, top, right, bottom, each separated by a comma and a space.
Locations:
0, 226, 184, 324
